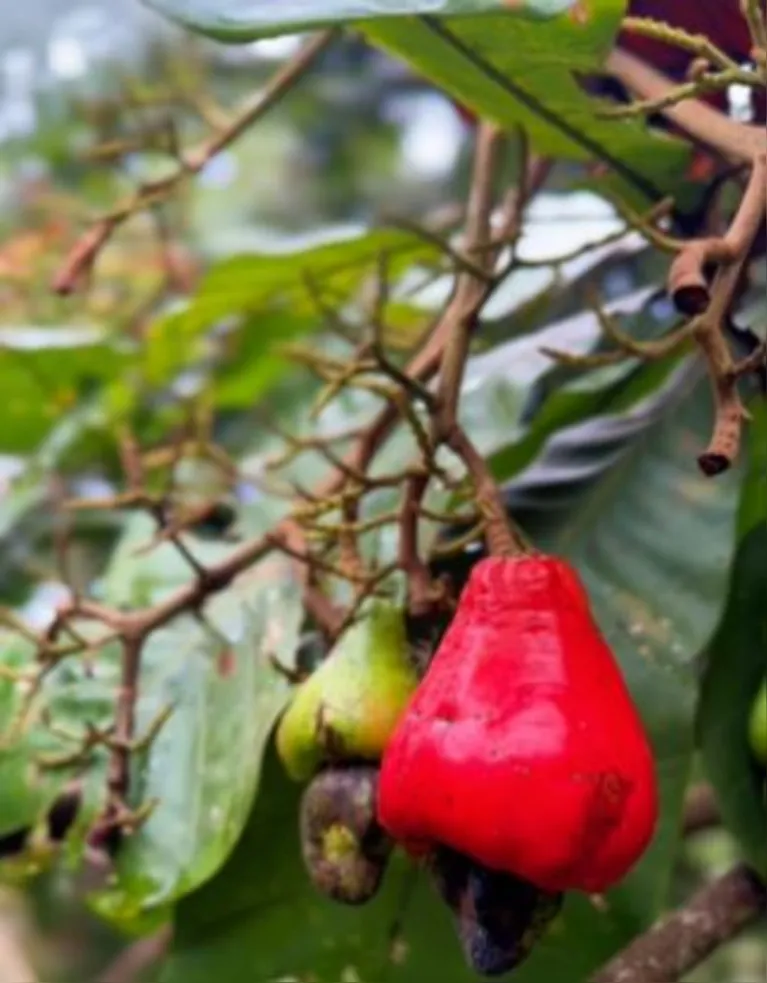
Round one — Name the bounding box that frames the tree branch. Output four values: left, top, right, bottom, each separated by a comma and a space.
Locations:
434, 124, 504, 435
606, 48, 766, 164
52, 30, 338, 294
668, 154, 767, 314
591, 864, 766, 983
0, 914, 37, 983
98, 925, 172, 983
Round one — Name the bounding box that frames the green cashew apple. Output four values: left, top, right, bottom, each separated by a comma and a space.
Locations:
748, 677, 767, 766
276, 601, 418, 781
300, 765, 392, 905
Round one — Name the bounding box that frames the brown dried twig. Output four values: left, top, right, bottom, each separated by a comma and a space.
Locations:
428, 126, 536, 558
52, 31, 337, 294
606, 48, 766, 165
668, 155, 766, 315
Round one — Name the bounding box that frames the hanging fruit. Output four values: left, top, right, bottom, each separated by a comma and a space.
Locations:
276, 601, 419, 782
377, 554, 658, 894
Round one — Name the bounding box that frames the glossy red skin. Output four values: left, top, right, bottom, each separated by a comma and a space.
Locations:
377, 555, 658, 894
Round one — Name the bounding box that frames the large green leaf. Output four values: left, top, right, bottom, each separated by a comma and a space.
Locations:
89, 552, 305, 930
697, 399, 767, 877
145, 0, 691, 203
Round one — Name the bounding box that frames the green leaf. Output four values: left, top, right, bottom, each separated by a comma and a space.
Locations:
147, 227, 440, 357
365, 9, 687, 203
146, 0, 691, 204
0, 327, 128, 454
89, 521, 305, 929
213, 312, 317, 410
145, 0, 574, 40
0, 473, 48, 543
0, 635, 113, 841
164, 743, 462, 983
697, 398, 767, 877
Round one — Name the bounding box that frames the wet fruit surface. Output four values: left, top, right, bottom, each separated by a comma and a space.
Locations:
378, 555, 658, 893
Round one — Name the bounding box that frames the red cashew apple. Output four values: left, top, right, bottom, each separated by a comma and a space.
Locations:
377, 554, 658, 895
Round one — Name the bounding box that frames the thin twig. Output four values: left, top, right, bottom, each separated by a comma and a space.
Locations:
98, 925, 173, 983
668, 155, 767, 314
430, 125, 529, 556
52, 31, 337, 294
607, 49, 765, 164
107, 633, 145, 804
399, 471, 436, 616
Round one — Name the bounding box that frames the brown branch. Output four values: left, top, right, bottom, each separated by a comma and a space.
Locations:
98, 925, 172, 983
668, 155, 766, 314
51, 218, 116, 295
135, 526, 280, 635
606, 48, 766, 164
692, 205, 761, 476
732, 340, 767, 379
434, 124, 504, 436
52, 30, 337, 294
107, 633, 145, 805
302, 582, 345, 641
399, 471, 436, 617
444, 423, 528, 557
315, 150, 551, 499
429, 125, 531, 557
591, 864, 766, 983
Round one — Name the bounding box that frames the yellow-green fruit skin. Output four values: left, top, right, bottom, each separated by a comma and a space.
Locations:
748, 678, 767, 766
276, 602, 418, 782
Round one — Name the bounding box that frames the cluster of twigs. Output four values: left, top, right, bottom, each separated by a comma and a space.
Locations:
1, 8, 766, 982
547, 6, 767, 475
